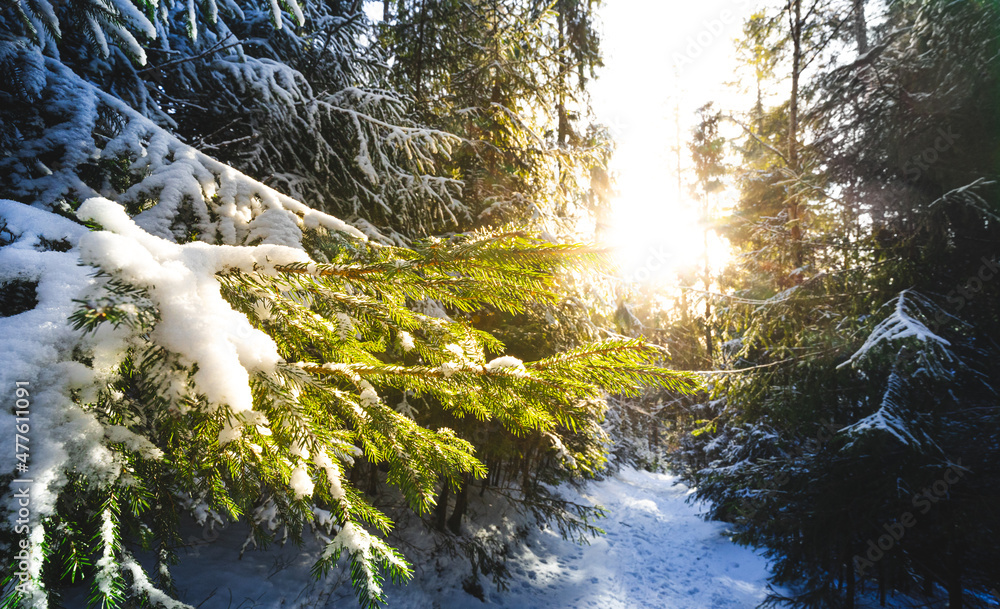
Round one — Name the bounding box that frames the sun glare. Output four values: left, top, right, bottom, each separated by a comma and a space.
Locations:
591, 1, 749, 288
603, 169, 731, 285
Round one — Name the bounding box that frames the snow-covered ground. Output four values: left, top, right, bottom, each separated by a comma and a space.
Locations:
384, 467, 775, 609
60, 465, 945, 609
84, 468, 775, 608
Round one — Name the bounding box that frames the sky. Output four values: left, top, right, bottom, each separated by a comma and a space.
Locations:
591, 0, 763, 283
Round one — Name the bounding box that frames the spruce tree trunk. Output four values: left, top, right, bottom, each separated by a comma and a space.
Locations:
787, 0, 803, 269
480, 458, 494, 496
846, 557, 855, 609
414, 0, 427, 101
434, 483, 450, 531
447, 475, 471, 534
703, 229, 712, 358
853, 0, 868, 54
557, 6, 568, 148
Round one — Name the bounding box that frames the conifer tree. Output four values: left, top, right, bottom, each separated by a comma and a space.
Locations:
372, 0, 620, 583
672, 1, 1000, 607
0, 0, 699, 607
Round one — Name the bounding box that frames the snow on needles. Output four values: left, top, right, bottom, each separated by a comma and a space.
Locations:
0, 53, 379, 608
837, 289, 951, 370
0, 200, 98, 606
399, 330, 415, 352
322, 522, 408, 599
485, 355, 527, 376
15, 58, 366, 248
1, 184, 365, 606
77, 198, 306, 428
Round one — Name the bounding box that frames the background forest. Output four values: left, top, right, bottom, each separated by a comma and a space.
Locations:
638, 1, 1000, 608
2, 0, 1000, 608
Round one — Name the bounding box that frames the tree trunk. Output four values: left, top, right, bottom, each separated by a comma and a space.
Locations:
447, 475, 471, 534
521, 436, 538, 491
787, 0, 803, 269
367, 462, 379, 494
703, 228, 713, 359
414, 0, 427, 101
853, 0, 868, 55
846, 557, 855, 609
480, 459, 493, 496
434, 483, 449, 531
557, 6, 568, 147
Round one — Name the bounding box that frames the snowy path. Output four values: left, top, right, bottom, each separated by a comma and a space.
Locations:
390, 468, 776, 609
66, 468, 776, 608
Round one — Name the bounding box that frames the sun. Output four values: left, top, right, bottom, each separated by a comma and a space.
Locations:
588, 0, 747, 289
601, 156, 732, 286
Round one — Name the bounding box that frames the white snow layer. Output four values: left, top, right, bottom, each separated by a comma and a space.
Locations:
2, 62, 370, 599
0, 52, 385, 608
0, 200, 98, 606
78, 197, 307, 420
22, 58, 366, 247
485, 355, 527, 376
838, 289, 950, 369
92, 468, 780, 609
399, 330, 415, 352
393, 468, 779, 609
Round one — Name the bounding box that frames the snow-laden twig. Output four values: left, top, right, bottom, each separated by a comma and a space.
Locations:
837, 289, 951, 370
840, 370, 938, 451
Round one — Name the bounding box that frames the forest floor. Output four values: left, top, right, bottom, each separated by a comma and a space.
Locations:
386, 467, 776, 609
73, 468, 936, 608
119, 467, 776, 608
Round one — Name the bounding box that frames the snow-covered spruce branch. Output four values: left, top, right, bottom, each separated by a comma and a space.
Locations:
836, 289, 955, 371
269, 230, 609, 312
839, 370, 939, 452
1, 194, 695, 609
2, 0, 472, 238
2, 54, 364, 246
